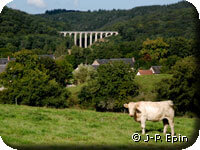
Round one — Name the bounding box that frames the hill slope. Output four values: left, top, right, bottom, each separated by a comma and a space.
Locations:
0, 6, 71, 35
0, 1, 199, 57
39, 1, 198, 40
0, 7, 72, 56
0, 104, 199, 149
102, 3, 198, 41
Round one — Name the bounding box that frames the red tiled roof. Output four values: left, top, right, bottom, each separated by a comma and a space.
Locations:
138, 70, 153, 75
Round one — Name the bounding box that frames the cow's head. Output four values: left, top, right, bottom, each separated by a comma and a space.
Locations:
124, 102, 135, 117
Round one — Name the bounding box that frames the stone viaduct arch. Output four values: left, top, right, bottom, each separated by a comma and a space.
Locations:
60, 31, 119, 48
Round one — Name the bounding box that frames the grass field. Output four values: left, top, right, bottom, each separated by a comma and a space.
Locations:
0, 104, 199, 150
134, 74, 172, 94
0, 74, 198, 149
134, 74, 172, 101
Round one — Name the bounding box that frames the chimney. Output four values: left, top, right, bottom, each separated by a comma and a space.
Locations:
8, 56, 10, 61
132, 57, 135, 62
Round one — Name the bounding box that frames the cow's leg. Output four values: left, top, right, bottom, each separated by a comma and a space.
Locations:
168, 119, 174, 136
163, 118, 169, 134
141, 117, 146, 134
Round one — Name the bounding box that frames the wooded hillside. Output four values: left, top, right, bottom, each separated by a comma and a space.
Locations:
0, 6, 72, 57
40, 1, 198, 40
0, 1, 199, 58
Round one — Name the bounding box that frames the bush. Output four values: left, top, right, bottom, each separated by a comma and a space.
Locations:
79, 61, 139, 111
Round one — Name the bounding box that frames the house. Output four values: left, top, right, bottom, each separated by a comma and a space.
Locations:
150, 66, 162, 74
0, 57, 12, 74
0, 64, 7, 74
0, 58, 9, 65
137, 70, 153, 76
92, 57, 135, 68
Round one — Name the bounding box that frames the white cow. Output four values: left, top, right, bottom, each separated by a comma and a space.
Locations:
124, 101, 174, 136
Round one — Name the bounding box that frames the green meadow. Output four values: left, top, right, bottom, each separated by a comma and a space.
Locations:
0, 74, 199, 150
134, 74, 172, 94
134, 74, 173, 101
0, 104, 199, 150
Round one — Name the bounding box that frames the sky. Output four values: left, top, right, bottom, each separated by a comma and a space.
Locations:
6, 0, 183, 14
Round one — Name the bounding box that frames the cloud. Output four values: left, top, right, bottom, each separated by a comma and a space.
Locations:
27, 0, 46, 8
0, 0, 13, 13
73, 0, 79, 8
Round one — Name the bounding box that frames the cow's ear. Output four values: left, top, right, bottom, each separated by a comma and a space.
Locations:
124, 104, 128, 108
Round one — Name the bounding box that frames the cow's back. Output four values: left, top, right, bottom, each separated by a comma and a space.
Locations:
136, 101, 174, 121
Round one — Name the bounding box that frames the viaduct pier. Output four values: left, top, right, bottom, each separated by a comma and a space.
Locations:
60, 31, 118, 48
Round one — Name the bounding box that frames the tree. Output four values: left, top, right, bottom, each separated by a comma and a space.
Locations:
140, 38, 169, 62
79, 61, 139, 111
65, 54, 76, 69
56, 58, 73, 85
70, 46, 88, 67
39, 57, 71, 86
166, 37, 192, 57
156, 56, 200, 116
91, 40, 122, 59
0, 48, 12, 58
0, 50, 70, 108
73, 64, 97, 84
159, 55, 181, 73
54, 43, 68, 57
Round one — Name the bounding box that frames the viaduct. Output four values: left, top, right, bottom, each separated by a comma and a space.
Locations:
60, 31, 118, 48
